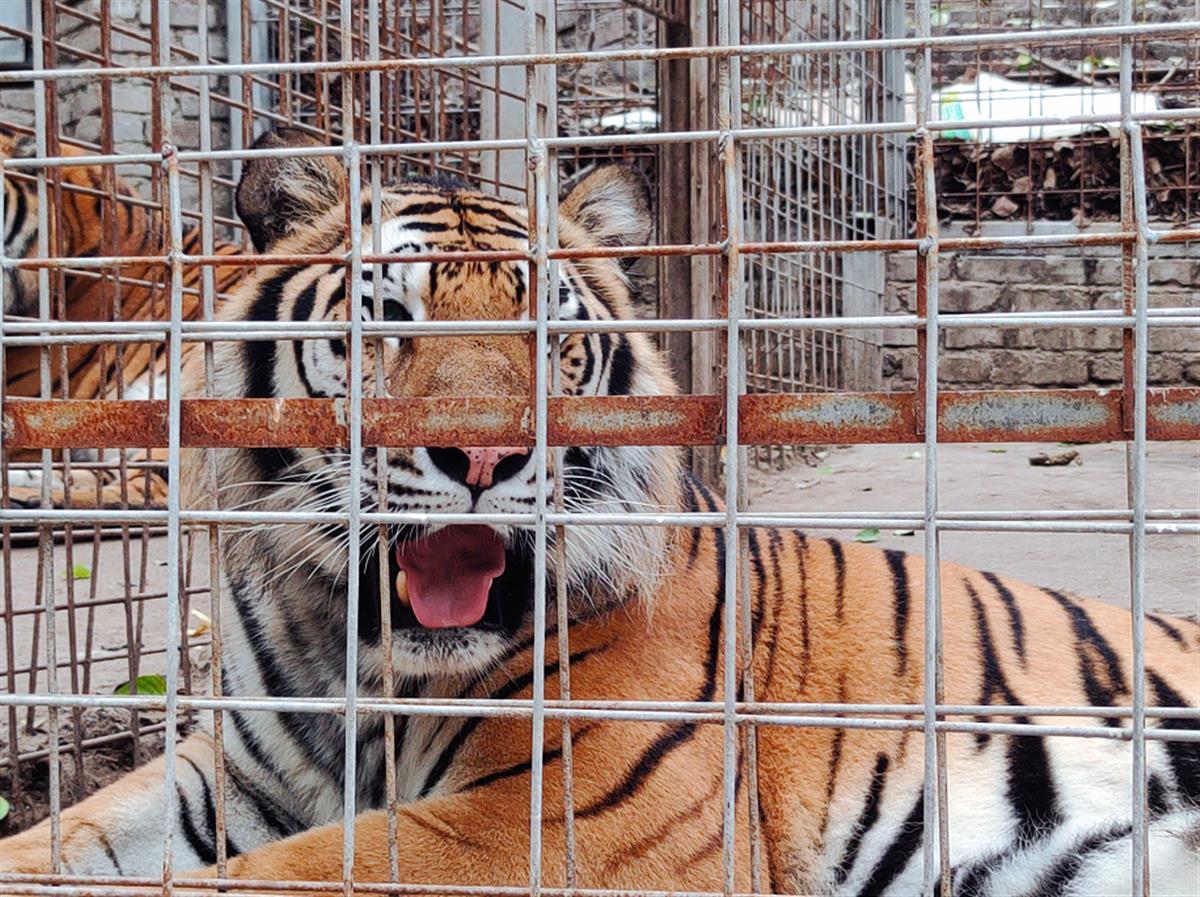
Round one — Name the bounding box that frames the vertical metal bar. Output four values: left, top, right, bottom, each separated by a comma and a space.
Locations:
913, 1, 950, 894
240, 2, 255, 155
365, 0, 399, 882
97, 0, 146, 774
525, 4, 551, 892
1118, 12, 1136, 437
160, 0, 183, 883
226, 0, 244, 183
43, 0, 84, 793
717, 3, 741, 894
195, 0, 230, 873
162, 143, 186, 895
739, 15, 764, 866
1121, 0, 1150, 889
29, 0, 62, 871
543, 11, 576, 887
1126, 123, 1151, 897
340, 0, 363, 884
340, 151, 366, 889
0, 130, 20, 828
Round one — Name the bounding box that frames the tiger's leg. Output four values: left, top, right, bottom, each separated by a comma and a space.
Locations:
218, 805, 526, 889
205, 726, 742, 895
0, 729, 292, 875
214, 788, 729, 893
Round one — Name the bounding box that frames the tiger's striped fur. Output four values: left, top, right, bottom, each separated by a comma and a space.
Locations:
2, 125, 246, 509
2, 129, 1196, 895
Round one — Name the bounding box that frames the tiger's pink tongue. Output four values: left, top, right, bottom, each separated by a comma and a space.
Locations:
395, 525, 506, 629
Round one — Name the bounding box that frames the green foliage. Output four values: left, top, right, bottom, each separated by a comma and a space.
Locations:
114, 674, 168, 696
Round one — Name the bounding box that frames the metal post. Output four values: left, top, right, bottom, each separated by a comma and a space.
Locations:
913, 1, 949, 894
339, 0, 364, 886
159, 0, 184, 884
716, 3, 742, 893
27, 0, 64, 873
1120, 2, 1151, 892
525, 4, 553, 894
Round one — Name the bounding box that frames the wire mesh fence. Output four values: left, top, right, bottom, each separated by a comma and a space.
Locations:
0, 0, 1198, 893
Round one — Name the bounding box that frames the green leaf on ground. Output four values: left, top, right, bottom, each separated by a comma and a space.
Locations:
71, 564, 90, 580
817, 466, 834, 475
114, 675, 168, 696
892, 529, 916, 537
987, 447, 1007, 454
854, 528, 880, 543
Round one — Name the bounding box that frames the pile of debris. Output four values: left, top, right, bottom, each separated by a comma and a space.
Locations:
920, 131, 1197, 226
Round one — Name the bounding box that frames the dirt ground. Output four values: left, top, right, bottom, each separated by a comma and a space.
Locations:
1, 439, 1197, 833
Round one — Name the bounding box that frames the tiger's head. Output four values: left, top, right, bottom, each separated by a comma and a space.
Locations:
204, 128, 683, 678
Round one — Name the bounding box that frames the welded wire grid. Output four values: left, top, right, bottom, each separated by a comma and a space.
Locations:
0, 1, 1199, 895
740, 0, 907, 470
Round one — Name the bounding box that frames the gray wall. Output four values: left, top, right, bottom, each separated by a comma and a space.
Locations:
882, 224, 1199, 390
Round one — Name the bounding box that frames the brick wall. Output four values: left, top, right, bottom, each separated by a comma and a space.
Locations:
882, 224, 1200, 390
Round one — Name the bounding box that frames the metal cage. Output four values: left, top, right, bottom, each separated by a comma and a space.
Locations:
1, 0, 1198, 894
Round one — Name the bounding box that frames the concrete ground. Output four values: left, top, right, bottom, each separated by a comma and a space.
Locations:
1, 440, 1197, 703
748, 440, 1199, 618
1, 530, 213, 698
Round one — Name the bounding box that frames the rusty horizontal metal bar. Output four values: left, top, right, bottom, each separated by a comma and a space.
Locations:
5, 389, 1197, 450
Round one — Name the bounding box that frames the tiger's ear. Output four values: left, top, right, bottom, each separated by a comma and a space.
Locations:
559, 166, 652, 249
235, 128, 348, 251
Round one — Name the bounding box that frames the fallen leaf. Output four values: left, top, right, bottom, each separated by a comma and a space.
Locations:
987, 447, 1007, 453
854, 528, 881, 543
817, 466, 834, 475
114, 675, 168, 696
892, 529, 916, 537
71, 564, 90, 580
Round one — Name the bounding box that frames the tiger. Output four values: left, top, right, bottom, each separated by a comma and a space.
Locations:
2, 127, 1197, 896
2, 124, 249, 509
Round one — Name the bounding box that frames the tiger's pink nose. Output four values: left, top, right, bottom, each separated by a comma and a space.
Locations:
462, 446, 530, 489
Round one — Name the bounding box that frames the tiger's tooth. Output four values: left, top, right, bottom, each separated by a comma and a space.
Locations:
395, 570, 410, 606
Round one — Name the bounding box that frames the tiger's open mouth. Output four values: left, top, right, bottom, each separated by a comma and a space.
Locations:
357, 525, 532, 641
